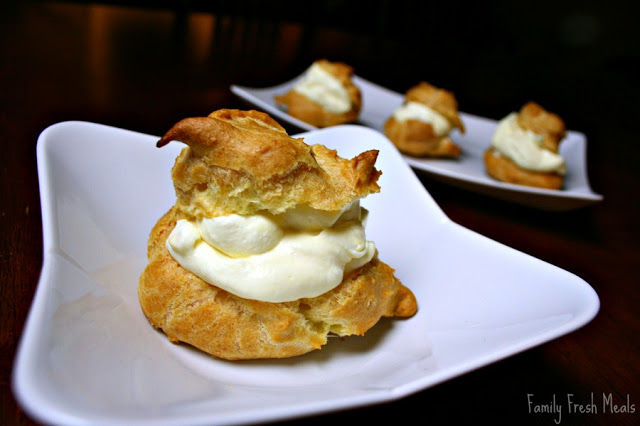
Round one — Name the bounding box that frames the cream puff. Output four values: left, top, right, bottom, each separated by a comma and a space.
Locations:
138, 109, 417, 360
384, 81, 465, 158
484, 101, 567, 189
274, 59, 362, 127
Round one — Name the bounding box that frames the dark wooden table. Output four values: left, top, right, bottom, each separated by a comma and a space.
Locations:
2, 1, 638, 424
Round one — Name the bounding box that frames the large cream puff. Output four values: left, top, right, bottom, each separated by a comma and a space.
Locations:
138, 109, 417, 360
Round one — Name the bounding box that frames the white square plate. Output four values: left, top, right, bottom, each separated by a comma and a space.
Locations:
232, 76, 603, 210
13, 121, 599, 425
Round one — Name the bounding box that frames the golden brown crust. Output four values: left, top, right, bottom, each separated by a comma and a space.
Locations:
139, 108, 417, 360
157, 109, 381, 219
139, 206, 418, 360
383, 117, 462, 157
383, 82, 464, 158
274, 59, 362, 127
405, 82, 465, 133
517, 101, 566, 153
483, 148, 563, 190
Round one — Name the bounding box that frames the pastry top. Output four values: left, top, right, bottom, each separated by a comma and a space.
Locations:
516, 101, 566, 153
404, 81, 465, 133
157, 109, 381, 219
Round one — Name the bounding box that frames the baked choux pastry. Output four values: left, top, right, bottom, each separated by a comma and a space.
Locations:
274, 59, 362, 128
484, 101, 567, 189
138, 109, 417, 360
384, 81, 465, 158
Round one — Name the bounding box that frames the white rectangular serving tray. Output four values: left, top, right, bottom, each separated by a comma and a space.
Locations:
232, 75, 603, 210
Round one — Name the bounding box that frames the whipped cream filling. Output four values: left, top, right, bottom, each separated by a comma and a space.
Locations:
166, 202, 375, 303
293, 63, 351, 113
392, 101, 452, 136
491, 113, 566, 174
